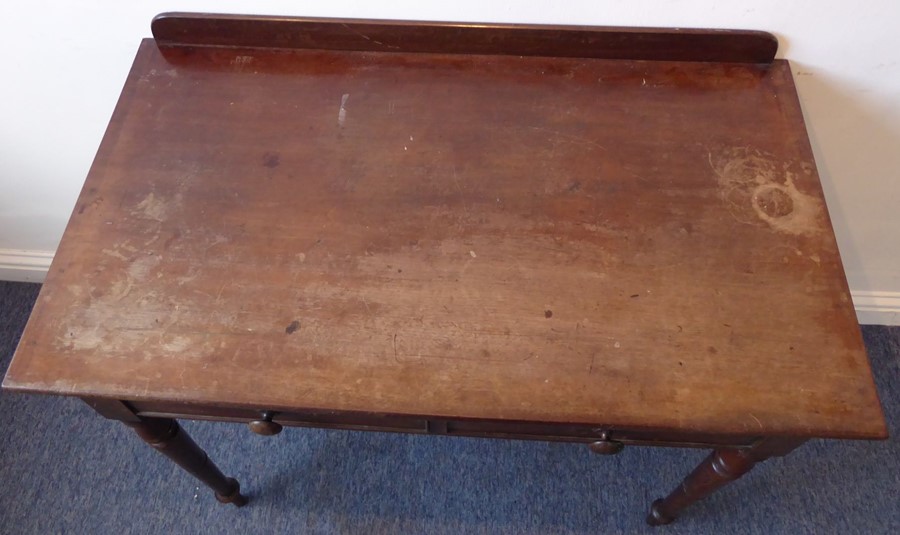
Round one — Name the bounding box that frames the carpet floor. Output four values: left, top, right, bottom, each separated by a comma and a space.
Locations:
0, 281, 897, 534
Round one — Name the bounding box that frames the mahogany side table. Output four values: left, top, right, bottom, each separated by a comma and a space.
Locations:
2, 12, 887, 525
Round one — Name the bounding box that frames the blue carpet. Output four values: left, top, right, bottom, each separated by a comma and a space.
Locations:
1, 281, 897, 534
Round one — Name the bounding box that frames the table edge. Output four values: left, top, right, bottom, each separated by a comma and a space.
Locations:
2, 382, 888, 441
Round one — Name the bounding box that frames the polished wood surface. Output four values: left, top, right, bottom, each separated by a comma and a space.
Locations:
152, 12, 778, 63
3, 17, 885, 442
647, 438, 805, 525
128, 416, 247, 506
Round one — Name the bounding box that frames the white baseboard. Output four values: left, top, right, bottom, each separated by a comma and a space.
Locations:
1, 248, 899, 325
851, 291, 900, 326
0, 249, 54, 283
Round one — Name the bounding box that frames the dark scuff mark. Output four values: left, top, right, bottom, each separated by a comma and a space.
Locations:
285, 320, 300, 334
544, 310, 553, 318
78, 196, 103, 215
263, 152, 280, 168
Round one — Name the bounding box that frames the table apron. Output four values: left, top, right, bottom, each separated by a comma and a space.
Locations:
119, 399, 759, 449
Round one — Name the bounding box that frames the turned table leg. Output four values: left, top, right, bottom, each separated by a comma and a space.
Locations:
127, 416, 248, 506
647, 437, 805, 526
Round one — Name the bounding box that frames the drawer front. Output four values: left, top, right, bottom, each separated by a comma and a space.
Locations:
127, 400, 756, 448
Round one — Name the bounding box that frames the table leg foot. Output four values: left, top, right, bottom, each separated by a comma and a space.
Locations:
215, 477, 249, 507
127, 416, 249, 507
646, 499, 675, 526
646, 438, 804, 526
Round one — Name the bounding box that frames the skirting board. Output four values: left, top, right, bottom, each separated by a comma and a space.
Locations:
1, 249, 899, 325
0, 249, 54, 284
852, 291, 900, 326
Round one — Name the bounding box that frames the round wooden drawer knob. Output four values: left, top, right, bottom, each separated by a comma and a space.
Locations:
248, 411, 283, 436
589, 432, 624, 455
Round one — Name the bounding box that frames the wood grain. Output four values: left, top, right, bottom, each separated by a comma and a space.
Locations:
151, 12, 778, 63
2, 33, 885, 440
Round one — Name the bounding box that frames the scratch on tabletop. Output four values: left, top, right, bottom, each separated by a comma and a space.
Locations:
340, 23, 400, 49
526, 126, 607, 150
749, 413, 763, 429
338, 93, 349, 127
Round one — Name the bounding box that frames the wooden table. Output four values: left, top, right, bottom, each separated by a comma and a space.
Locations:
3, 13, 887, 525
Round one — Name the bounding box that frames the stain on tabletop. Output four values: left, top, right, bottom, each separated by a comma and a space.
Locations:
133, 192, 169, 222
78, 196, 103, 215
285, 320, 300, 334
754, 186, 794, 217
708, 146, 823, 236
263, 152, 280, 169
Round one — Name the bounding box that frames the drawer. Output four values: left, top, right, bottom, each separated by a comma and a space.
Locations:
127, 400, 756, 448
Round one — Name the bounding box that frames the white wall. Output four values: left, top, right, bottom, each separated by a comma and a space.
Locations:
2, 1, 899, 323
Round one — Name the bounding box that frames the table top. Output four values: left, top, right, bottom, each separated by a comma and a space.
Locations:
3, 14, 886, 440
